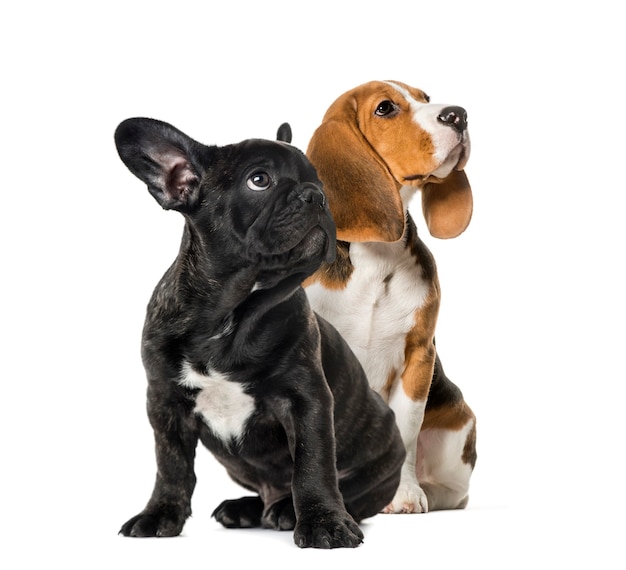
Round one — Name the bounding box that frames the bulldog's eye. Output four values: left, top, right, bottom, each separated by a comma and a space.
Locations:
375, 100, 398, 117
247, 171, 272, 191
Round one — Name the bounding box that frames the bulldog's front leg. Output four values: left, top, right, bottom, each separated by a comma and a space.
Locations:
119, 385, 198, 537
277, 376, 363, 549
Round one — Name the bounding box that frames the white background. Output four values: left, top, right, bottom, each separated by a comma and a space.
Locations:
1, 1, 624, 568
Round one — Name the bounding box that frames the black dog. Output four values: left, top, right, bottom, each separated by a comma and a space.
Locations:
114, 118, 405, 548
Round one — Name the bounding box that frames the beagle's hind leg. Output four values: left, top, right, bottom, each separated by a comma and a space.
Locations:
417, 406, 476, 511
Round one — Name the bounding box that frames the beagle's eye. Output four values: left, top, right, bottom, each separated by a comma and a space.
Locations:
375, 100, 398, 117
246, 171, 272, 191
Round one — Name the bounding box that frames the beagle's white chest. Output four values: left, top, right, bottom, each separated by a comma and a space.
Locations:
307, 241, 431, 395
178, 362, 256, 442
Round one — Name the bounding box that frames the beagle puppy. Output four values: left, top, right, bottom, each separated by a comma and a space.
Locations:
304, 80, 477, 513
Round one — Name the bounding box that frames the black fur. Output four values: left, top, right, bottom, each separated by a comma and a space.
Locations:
114, 118, 405, 549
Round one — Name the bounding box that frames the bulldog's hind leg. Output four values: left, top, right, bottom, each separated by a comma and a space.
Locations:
337, 437, 405, 523
212, 495, 296, 530
212, 496, 264, 528
340, 466, 402, 523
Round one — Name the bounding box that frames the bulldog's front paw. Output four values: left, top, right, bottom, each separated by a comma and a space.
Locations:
119, 507, 187, 537
294, 512, 364, 549
383, 481, 429, 514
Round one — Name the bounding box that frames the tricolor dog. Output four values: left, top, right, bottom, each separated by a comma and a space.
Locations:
114, 118, 404, 548
303, 80, 477, 513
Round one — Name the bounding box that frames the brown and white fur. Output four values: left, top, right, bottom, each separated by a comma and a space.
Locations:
304, 80, 477, 513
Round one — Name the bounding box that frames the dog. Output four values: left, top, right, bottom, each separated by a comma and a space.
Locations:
301, 80, 477, 514
114, 117, 405, 548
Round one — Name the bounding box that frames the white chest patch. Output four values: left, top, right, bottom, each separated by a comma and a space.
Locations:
179, 362, 256, 443
307, 241, 431, 397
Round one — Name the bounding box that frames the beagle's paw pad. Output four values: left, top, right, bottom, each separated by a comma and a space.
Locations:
383, 484, 429, 514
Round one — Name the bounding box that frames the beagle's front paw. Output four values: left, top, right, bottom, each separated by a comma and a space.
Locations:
383, 482, 429, 514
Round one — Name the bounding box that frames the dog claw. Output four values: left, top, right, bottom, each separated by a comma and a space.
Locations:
262, 497, 296, 530
212, 496, 264, 529
293, 515, 364, 549
383, 483, 429, 514
119, 511, 185, 538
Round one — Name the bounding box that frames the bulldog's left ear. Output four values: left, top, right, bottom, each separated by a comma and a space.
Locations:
421, 170, 473, 239
115, 118, 208, 212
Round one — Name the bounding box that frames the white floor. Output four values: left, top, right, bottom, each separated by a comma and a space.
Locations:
7, 442, 619, 570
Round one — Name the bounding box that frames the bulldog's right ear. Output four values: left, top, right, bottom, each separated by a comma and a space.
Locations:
276, 122, 292, 144
114, 118, 207, 212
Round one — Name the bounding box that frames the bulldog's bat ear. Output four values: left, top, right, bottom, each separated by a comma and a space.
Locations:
115, 118, 207, 212
276, 122, 292, 143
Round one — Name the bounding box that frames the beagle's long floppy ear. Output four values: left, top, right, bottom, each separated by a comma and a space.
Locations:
307, 119, 405, 243
422, 170, 473, 239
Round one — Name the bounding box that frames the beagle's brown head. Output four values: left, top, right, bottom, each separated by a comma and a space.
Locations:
307, 80, 473, 241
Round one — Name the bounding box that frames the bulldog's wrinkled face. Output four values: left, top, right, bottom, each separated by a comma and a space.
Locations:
203, 140, 337, 277
114, 118, 336, 285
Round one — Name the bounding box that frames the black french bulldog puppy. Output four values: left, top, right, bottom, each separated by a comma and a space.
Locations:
114, 118, 404, 548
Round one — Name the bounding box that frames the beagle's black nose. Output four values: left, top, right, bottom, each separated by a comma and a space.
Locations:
437, 106, 468, 133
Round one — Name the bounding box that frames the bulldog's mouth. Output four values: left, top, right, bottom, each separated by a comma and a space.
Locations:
256, 224, 333, 267
252, 224, 334, 292
299, 225, 334, 262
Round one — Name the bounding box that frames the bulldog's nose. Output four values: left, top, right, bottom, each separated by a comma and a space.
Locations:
437, 106, 468, 133
299, 185, 326, 207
